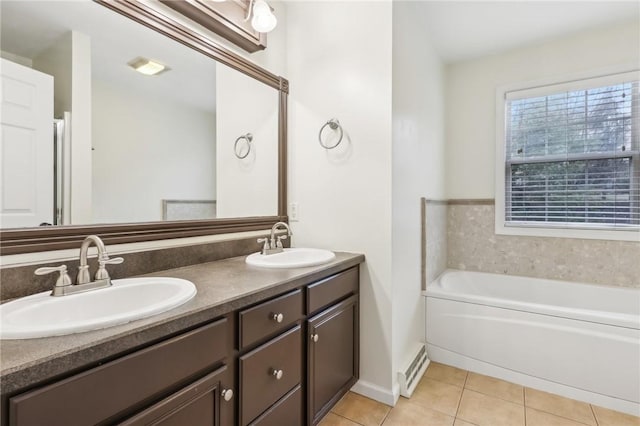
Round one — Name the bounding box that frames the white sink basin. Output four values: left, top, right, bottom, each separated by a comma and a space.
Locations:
246, 248, 336, 269
0, 277, 196, 340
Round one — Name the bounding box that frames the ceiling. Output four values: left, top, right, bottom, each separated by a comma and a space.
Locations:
2, 0, 636, 99
413, 1, 640, 63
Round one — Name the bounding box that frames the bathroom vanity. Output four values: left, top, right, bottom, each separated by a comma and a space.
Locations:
0, 252, 363, 426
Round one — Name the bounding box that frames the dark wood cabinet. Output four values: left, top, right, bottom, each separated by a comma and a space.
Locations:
307, 295, 359, 425
248, 385, 302, 426
239, 289, 303, 349
120, 366, 232, 426
8, 319, 231, 426
239, 325, 302, 425
5, 265, 360, 426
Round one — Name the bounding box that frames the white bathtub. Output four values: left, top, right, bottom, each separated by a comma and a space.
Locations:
425, 269, 640, 416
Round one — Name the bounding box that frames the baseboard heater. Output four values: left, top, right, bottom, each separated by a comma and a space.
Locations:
398, 343, 429, 397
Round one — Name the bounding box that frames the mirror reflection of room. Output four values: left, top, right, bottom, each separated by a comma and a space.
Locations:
0, 0, 279, 229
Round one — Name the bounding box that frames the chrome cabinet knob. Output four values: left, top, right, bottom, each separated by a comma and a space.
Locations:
272, 313, 284, 323
311, 333, 319, 343
271, 369, 283, 380
221, 388, 233, 402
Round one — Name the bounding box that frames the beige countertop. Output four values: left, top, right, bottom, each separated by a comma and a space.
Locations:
0, 251, 364, 396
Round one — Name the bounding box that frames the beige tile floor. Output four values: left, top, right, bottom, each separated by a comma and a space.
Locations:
320, 362, 640, 426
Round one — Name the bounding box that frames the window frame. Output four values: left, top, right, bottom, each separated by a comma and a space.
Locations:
495, 66, 640, 242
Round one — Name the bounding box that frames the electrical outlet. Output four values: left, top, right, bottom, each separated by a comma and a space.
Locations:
289, 202, 299, 221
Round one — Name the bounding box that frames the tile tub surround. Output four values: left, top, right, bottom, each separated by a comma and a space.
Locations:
442, 201, 639, 288
0, 234, 289, 301
423, 199, 448, 289
321, 362, 640, 426
0, 252, 364, 397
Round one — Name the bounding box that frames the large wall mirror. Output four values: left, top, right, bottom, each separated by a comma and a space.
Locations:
0, 0, 288, 254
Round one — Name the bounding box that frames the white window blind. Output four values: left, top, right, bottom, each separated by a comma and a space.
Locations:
504, 77, 640, 230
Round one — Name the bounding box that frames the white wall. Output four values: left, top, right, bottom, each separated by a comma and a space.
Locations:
215, 64, 279, 218
445, 21, 640, 199
92, 79, 216, 223
70, 31, 93, 224
32, 31, 92, 224
33, 34, 72, 118
285, 1, 395, 403
391, 0, 446, 392
2, 51, 32, 69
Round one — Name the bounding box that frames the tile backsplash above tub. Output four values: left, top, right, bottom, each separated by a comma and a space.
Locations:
445, 201, 640, 288
424, 199, 639, 288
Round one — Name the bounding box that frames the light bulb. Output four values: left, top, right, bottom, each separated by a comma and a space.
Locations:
251, 0, 277, 33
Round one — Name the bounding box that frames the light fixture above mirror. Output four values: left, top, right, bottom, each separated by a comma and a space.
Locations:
246, 0, 277, 33
159, 0, 270, 53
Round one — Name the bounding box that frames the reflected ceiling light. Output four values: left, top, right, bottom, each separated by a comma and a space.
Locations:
245, 0, 277, 33
127, 57, 169, 76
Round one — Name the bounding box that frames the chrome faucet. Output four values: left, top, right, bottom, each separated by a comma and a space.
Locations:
257, 222, 292, 255
78, 235, 119, 284
34, 235, 124, 296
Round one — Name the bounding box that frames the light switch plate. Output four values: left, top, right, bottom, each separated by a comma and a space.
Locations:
289, 202, 299, 221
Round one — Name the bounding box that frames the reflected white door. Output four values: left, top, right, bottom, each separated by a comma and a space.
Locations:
0, 58, 54, 228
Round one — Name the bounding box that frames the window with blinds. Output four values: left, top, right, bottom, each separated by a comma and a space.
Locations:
503, 76, 639, 232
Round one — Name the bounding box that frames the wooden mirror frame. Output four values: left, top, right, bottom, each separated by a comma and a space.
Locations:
0, 0, 288, 255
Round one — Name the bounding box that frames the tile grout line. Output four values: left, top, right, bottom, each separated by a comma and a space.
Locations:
589, 404, 600, 426
463, 384, 526, 407
525, 387, 604, 426
523, 387, 527, 426
523, 388, 599, 426
332, 411, 366, 426
526, 405, 600, 426
402, 393, 461, 420
453, 370, 469, 421
378, 401, 393, 426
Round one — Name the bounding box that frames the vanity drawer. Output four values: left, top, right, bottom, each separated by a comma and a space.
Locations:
9, 319, 228, 426
307, 267, 359, 315
239, 325, 302, 425
239, 289, 303, 349
248, 385, 302, 426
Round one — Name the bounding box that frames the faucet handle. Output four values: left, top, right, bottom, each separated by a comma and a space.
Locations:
35, 265, 72, 288
96, 257, 124, 280
276, 235, 287, 248
257, 238, 270, 253
101, 257, 124, 265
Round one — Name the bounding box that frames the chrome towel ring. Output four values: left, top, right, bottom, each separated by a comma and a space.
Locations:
318, 118, 343, 149
234, 133, 253, 159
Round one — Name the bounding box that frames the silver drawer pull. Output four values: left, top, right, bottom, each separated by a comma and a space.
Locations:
271, 313, 284, 323
221, 388, 233, 402
311, 333, 319, 343
271, 368, 283, 380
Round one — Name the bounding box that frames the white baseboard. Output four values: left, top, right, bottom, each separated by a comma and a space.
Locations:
428, 344, 640, 417
350, 379, 400, 406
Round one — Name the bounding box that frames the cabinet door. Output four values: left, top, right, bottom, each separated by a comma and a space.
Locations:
9, 319, 228, 426
120, 365, 234, 426
307, 295, 359, 425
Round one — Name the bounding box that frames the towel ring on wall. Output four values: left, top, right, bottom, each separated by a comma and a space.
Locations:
318, 118, 343, 149
234, 133, 253, 159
